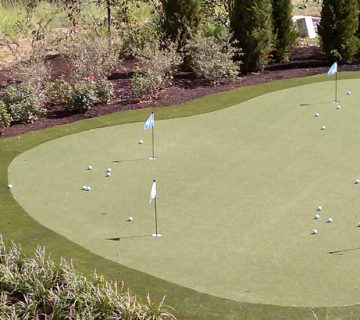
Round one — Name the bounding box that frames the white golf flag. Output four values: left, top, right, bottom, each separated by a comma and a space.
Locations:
327, 62, 337, 76
144, 112, 155, 130
149, 180, 156, 204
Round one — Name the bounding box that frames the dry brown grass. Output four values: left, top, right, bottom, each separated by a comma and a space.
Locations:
292, 0, 321, 17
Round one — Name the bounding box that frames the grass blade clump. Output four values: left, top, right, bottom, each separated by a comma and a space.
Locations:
0, 235, 175, 320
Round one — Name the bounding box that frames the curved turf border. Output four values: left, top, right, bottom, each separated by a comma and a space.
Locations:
1, 72, 360, 320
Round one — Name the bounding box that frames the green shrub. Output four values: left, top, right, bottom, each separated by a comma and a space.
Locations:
318, 0, 359, 63
131, 71, 165, 100
272, 0, 297, 62
3, 84, 45, 123
44, 79, 72, 108
186, 35, 241, 84
0, 101, 12, 130
0, 236, 175, 319
159, 0, 204, 51
95, 80, 114, 103
230, 0, 273, 72
67, 81, 97, 113
66, 33, 120, 80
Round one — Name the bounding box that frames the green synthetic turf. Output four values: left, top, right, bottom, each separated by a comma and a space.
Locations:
8, 78, 360, 308
3, 73, 360, 320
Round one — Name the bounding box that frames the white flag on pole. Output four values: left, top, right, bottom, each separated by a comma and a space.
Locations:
327, 62, 338, 76
149, 180, 156, 204
144, 112, 155, 130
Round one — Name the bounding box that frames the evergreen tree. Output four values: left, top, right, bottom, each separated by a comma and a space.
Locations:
230, 0, 273, 73
272, 0, 297, 62
318, 0, 359, 63
159, 0, 203, 51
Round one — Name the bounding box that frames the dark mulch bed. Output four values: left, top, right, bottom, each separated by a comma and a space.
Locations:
1, 46, 360, 138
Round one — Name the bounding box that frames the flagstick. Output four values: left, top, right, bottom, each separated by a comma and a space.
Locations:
335, 71, 338, 103
154, 196, 158, 236
151, 126, 155, 160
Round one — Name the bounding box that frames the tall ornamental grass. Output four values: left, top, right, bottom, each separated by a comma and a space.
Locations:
0, 236, 175, 320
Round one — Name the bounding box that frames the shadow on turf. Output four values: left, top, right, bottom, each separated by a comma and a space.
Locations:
300, 101, 336, 107
113, 158, 148, 163
328, 247, 360, 255
106, 235, 152, 241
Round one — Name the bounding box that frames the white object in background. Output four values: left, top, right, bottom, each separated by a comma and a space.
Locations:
316, 206, 323, 211
327, 217, 333, 223
106, 172, 111, 177
106, 168, 112, 173
355, 179, 360, 184
312, 229, 318, 235
296, 17, 317, 39
347, 90, 352, 95
138, 140, 144, 144
314, 214, 320, 220
7, 184, 12, 189
127, 216, 134, 222
321, 126, 326, 130
314, 112, 320, 117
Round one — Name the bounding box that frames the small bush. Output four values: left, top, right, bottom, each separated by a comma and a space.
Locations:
186, 35, 241, 84
95, 80, 114, 103
3, 84, 45, 123
67, 33, 120, 80
66, 81, 97, 113
0, 101, 12, 130
0, 236, 175, 319
44, 79, 72, 108
131, 71, 165, 100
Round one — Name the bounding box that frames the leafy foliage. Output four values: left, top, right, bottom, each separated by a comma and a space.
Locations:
159, 0, 204, 51
0, 236, 175, 319
95, 79, 114, 103
67, 80, 97, 113
2, 84, 45, 123
318, 0, 359, 63
131, 43, 181, 100
44, 79, 72, 109
230, 0, 273, 72
272, 0, 297, 62
0, 101, 12, 131
186, 35, 240, 83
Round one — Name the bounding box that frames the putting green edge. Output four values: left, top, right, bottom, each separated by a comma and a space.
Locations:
1, 72, 360, 320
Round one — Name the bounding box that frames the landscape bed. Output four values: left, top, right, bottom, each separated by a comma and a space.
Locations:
2, 72, 360, 320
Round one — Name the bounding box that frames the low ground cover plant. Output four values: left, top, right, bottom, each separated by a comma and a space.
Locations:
0, 236, 175, 320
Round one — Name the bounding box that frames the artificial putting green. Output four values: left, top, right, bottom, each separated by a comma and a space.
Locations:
8, 78, 360, 308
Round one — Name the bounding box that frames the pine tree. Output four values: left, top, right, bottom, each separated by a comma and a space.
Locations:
318, 0, 359, 63
230, 0, 273, 73
272, 0, 297, 62
159, 0, 203, 51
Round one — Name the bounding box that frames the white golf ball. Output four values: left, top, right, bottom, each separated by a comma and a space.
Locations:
87, 165, 93, 170
106, 168, 112, 173
355, 179, 360, 184
7, 184, 12, 189
327, 217, 333, 223
336, 105, 341, 110
106, 172, 111, 177
321, 126, 326, 130
347, 90, 352, 95
312, 229, 318, 235
357, 222, 360, 227
81, 186, 87, 190
87, 186, 92, 191
138, 140, 144, 144
127, 216, 134, 222
316, 206, 323, 211
314, 214, 320, 220
314, 113, 320, 118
